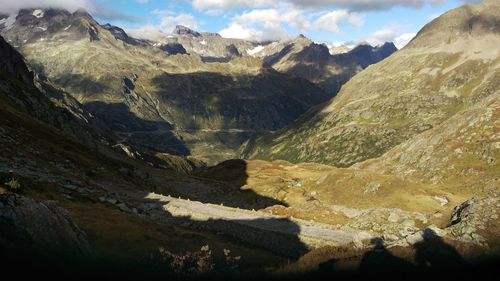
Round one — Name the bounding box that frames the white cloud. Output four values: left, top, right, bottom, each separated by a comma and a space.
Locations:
0, 0, 94, 14
192, 0, 274, 11
218, 6, 312, 41
234, 7, 310, 31
365, 25, 416, 48
314, 10, 363, 34
218, 4, 367, 41
192, 0, 448, 12
394, 32, 416, 48
0, 0, 140, 22
125, 10, 200, 41
127, 24, 168, 40
219, 23, 265, 40
155, 11, 200, 31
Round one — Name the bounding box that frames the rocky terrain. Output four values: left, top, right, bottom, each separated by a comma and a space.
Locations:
0, 0, 499, 278
252, 36, 397, 95
0, 9, 393, 164
241, 0, 499, 168
159, 25, 261, 61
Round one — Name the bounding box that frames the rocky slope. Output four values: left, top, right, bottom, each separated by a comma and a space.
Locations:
159, 25, 261, 61
0, 3, 499, 275
0, 34, 106, 147
0, 35, 287, 273
0, 9, 330, 164
241, 0, 500, 168
0, 192, 91, 255
252, 36, 397, 95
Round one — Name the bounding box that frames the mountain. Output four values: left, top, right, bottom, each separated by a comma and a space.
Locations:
229, 0, 500, 264
329, 45, 352, 55
1, 2, 500, 275
250, 35, 397, 96
1, 32, 301, 268
0, 8, 397, 164
0, 34, 103, 145
159, 25, 261, 61
240, 0, 499, 168
0, 9, 329, 164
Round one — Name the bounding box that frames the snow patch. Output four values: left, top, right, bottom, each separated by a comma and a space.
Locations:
200, 40, 207, 45
36, 26, 47, 31
32, 9, 44, 18
0, 13, 17, 30
64, 25, 72, 31
247, 45, 265, 56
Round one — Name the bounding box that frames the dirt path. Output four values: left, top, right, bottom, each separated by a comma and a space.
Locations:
135, 192, 372, 257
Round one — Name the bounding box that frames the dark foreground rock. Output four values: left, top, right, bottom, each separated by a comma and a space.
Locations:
0, 192, 90, 255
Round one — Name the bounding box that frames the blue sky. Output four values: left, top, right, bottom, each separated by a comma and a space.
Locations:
2, 0, 482, 47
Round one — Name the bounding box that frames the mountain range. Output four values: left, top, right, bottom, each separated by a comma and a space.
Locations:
0, 0, 499, 278
0, 9, 396, 164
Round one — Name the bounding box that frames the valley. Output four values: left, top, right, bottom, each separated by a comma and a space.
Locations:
0, 0, 499, 279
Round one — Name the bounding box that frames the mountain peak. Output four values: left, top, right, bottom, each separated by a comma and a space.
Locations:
292, 34, 313, 45
407, 0, 500, 48
72, 8, 92, 18
173, 25, 201, 37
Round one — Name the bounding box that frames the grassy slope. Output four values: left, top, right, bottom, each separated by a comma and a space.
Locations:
241, 1, 500, 168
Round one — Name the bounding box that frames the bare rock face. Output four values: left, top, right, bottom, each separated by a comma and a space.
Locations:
159, 43, 188, 55
173, 25, 202, 37
0, 193, 90, 255
448, 190, 500, 246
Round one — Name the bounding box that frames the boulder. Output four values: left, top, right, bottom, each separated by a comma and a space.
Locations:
0, 193, 90, 255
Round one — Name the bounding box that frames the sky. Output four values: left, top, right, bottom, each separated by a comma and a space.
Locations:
0, 0, 483, 48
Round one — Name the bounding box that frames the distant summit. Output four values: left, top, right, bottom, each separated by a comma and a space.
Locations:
172, 25, 201, 37
255, 34, 396, 96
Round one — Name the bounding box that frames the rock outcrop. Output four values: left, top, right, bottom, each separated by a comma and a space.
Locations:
0, 193, 90, 255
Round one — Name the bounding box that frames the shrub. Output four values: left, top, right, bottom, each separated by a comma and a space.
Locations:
5, 178, 21, 192
154, 245, 241, 274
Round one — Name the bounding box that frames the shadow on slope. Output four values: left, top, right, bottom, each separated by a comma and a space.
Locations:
317, 228, 470, 277
358, 237, 415, 273
190, 159, 287, 210
85, 101, 191, 157
139, 189, 307, 260
413, 228, 468, 271
54, 73, 112, 96
150, 70, 329, 132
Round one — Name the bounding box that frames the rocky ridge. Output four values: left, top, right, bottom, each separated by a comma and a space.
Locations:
241, 0, 499, 169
